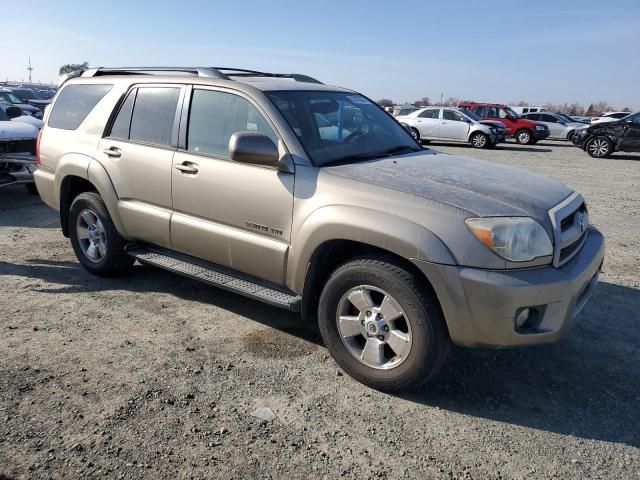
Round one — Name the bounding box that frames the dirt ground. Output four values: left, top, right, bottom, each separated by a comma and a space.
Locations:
1, 140, 639, 479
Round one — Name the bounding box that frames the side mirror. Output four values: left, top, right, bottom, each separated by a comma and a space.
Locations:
229, 131, 280, 167
6, 106, 22, 119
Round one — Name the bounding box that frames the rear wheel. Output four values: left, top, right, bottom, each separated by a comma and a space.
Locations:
470, 132, 489, 149
68, 192, 133, 277
318, 255, 450, 392
586, 136, 613, 158
410, 127, 421, 142
515, 129, 533, 145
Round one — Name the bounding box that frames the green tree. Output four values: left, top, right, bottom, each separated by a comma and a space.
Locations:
377, 98, 394, 108
59, 62, 89, 76
412, 97, 430, 107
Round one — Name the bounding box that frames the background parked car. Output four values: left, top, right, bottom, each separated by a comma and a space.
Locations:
510, 106, 550, 114
392, 103, 419, 116
572, 110, 640, 158
0, 111, 38, 194
7, 87, 51, 110
521, 112, 584, 140
398, 107, 505, 148
590, 111, 631, 124
555, 112, 588, 124
0, 88, 42, 118
0, 102, 44, 128
459, 102, 550, 144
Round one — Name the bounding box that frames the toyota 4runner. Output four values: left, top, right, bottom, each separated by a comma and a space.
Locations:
34, 67, 604, 391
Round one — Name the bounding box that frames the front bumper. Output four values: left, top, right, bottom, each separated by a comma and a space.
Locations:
0, 153, 37, 187
571, 129, 589, 147
413, 226, 604, 348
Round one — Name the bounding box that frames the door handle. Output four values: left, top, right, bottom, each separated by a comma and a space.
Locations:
174, 162, 199, 174
103, 147, 121, 158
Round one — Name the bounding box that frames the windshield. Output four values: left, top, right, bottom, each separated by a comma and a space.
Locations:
0, 92, 23, 104
460, 108, 481, 121
505, 107, 520, 119
266, 91, 420, 166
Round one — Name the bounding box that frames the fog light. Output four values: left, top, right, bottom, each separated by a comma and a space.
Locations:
515, 308, 531, 329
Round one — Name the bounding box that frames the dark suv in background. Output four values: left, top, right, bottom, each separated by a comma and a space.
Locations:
459, 102, 550, 144
572, 110, 640, 158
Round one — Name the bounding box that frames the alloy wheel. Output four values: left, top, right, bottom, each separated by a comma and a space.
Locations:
471, 133, 487, 148
588, 138, 610, 157
75, 209, 107, 263
336, 285, 412, 370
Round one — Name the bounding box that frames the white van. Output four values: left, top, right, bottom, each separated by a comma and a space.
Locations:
509, 106, 550, 115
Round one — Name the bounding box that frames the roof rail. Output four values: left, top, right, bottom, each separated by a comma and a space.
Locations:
58, 66, 323, 86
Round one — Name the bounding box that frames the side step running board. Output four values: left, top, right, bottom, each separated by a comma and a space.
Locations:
127, 245, 301, 312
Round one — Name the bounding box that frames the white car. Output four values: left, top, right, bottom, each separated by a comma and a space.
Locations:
521, 112, 585, 140
590, 111, 631, 125
398, 107, 505, 148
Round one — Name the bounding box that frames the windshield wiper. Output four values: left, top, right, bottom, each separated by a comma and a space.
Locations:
322, 146, 422, 167
378, 145, 422, 156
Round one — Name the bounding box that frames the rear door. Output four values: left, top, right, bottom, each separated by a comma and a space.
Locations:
540, 113, 563, 138
414, 108, 440, 138
439, 109, 470, 140
97, 84, 184, 248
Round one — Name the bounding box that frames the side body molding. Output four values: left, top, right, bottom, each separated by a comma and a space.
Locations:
287, 205, 456, 293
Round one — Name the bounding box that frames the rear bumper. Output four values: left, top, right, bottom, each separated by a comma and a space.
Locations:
413, 226, 605, 348
33, 166, 58, 209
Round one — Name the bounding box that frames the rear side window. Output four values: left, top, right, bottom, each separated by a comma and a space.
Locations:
419, 109, 439, 119
129, 87, 180, 146
187, 89, 277, 158
48, 84, 112, 130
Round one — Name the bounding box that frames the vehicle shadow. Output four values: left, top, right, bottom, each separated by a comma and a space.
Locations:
2, 258, 321, 346
4, 259, 639, 447
401, 280, 640, 448
607, 153, 640, 161
493, 145, 553, 153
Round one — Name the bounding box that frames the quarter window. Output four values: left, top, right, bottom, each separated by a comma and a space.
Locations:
129, 87, 180, 146
48, 84, 112, 130
187, 89, 277, 158
109, 90, 136, 139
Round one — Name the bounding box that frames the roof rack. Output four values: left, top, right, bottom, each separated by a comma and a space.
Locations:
59, 66, 323, 86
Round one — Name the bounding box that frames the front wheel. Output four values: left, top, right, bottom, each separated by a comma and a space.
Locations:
470, 132, 489, 149
515, 129, 533, 145
318, 256, 450, 392
410, 127, 421, 142
586, 136, 613, 158
68, 192, 134, 277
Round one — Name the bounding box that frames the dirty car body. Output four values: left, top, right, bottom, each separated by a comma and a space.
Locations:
34, 67, 604, 390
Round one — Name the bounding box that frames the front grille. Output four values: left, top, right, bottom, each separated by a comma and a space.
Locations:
0, 139, 36, 155
549, 194, 589, 268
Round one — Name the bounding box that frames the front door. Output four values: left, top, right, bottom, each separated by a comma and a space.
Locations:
96, 84, 184, 248
170, 87, 294, 285
439, 109, 470, 140
619, 114, 640, 151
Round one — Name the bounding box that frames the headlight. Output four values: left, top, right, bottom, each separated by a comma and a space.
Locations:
535, 125, 545, 130
465, 217, 553, 262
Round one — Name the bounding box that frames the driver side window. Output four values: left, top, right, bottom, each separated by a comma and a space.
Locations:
443, 110, 464, 122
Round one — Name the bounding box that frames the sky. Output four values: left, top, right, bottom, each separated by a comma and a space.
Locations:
3, 0, 639, 109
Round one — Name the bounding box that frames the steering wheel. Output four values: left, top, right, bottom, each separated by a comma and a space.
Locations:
344, 124, 371, 143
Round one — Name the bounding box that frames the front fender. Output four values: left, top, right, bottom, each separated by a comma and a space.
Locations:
287, 205, 456, 293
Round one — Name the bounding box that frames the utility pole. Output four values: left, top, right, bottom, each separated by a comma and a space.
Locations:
27, 57, 33, 84
440, 92, 443, 105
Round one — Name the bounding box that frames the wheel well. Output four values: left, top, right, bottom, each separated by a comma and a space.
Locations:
300, 240, 439, 324
59, 176, 97, 237
515, 128, 531, 136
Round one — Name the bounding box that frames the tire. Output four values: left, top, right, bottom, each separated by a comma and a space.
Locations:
515, 129, 533, 145
567, 130, 575, 142
68, 191, 133, 277
25, 182, 38, 195
586, 136, 613, 158
410, 127, 421, 142
470, 131, 489, 149
318, 255, 450, 392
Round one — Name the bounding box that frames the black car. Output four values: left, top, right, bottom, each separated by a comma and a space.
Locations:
572, 111, 640, 158
0, 90, 42, 118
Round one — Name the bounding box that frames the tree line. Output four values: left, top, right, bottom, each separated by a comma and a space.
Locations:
377, 97, 633, 116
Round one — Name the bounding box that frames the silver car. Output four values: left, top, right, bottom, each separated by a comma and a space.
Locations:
398, 107, 505, 148
521, 112, 585, 141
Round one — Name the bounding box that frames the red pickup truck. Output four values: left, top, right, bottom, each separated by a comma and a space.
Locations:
459, 102, 550, 145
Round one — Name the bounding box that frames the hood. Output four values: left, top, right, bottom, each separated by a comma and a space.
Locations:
0, 121, 39, 140
325, 150, 572, 231
11, 116, 44, 129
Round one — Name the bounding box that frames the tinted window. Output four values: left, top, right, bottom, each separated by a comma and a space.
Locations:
188, 89, 277, 158
486, 107, 500, 118
474, 106, 487, 117
612, 112, 630, 119
443, 110, 465, 122
48, 84, 112, 130
541, 114, 559, 123
129, 87, 180, 146
419, 109, 439, 119
631, 114, 640, 124
525, 113, 541, 121
109, 90, 136, 139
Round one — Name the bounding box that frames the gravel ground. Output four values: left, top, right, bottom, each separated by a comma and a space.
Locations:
0, 140, 639, 479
